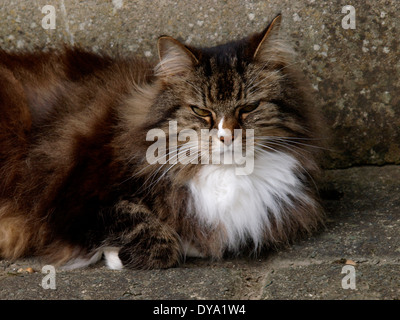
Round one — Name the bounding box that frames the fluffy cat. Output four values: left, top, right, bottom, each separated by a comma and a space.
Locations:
0, 15, 325, 270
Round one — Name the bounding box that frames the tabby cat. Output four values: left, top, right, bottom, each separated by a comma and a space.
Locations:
0, 15, 325, 270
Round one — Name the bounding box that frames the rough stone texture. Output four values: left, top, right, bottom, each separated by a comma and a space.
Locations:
0, 0, 399, 168
0, 166, 399, 300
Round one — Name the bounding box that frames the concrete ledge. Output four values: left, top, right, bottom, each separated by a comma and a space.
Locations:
1, 166, 399, 299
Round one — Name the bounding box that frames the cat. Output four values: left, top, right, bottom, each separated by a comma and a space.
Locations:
0, 14, 326, 270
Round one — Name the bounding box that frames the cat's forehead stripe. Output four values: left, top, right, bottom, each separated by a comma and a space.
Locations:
204, 59, 243, 106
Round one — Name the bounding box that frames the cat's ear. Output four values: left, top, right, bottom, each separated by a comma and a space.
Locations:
156, 36, 199, 78
249, 14, 294, 65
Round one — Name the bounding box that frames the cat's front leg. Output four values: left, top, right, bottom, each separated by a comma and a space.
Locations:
103, 200, 181, 270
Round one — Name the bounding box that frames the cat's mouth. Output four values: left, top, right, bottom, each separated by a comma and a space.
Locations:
144, 123, 256, 175
211, 137, 249, 159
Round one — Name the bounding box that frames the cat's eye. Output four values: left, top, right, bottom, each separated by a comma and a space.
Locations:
191, 106, 212, 117
240, 101, 260, 114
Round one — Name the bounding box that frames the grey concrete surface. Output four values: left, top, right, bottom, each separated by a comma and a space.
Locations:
0, 0, 399, 168
0, 166, 399, 300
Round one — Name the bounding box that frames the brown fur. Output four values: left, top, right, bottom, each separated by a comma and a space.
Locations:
0, 15, 326, 269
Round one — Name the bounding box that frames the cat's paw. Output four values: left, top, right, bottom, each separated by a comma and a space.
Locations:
103, 247, 124, 270
117, 223, 181, 269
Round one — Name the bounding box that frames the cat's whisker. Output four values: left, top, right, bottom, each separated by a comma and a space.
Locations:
255, 141, 312, 161
256, 141, 321, 191
174, 148, 207, 179
257, 139, 312, 152
254, 142, 319, 193
143, 147, 192, 181
256, 135, 326, 141
148, 146, 204, 192
254, 144, 280, 155
155, 147, 199, 184
258, 136, 333, 152
141, 143, 200, 192
123, 142, 198, 188
275, 140, 329, 151
142, 141, 198, 170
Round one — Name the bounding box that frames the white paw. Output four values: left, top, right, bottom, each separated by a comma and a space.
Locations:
103, 247, 123, 270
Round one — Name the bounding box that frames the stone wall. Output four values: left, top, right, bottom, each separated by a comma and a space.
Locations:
1, 0, 399, 168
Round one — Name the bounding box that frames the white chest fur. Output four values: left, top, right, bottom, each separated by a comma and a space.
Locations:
188, 151, 307, 250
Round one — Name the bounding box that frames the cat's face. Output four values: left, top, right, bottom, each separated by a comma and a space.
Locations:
149, 15, 316, 170
175, 48, 285, 162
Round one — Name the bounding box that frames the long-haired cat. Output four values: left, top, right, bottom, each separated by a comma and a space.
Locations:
0, 15, 325, 270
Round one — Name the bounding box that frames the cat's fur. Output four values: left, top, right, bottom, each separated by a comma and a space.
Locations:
0, 15, 325, 269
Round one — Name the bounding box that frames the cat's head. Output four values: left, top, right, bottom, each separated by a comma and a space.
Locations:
145, 15, 321, 174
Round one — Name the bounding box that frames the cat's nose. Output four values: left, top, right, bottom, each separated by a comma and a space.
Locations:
217, 117, 237, 146
219, 135, 234, 146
